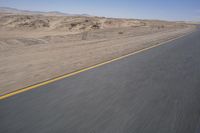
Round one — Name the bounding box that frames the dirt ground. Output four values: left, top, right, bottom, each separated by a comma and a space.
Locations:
0, 13, 196, 95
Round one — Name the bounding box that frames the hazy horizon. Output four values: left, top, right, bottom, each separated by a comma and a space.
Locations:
0, 0, 199, 22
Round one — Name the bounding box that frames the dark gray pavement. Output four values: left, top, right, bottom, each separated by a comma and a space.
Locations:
1, 29, 200, 133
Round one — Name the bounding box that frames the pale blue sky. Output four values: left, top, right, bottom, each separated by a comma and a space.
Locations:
0, 0, 199, 21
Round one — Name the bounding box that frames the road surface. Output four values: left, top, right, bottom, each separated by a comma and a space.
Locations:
1, 29, 200, 133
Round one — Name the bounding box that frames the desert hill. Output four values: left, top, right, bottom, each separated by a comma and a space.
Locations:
0, 7, 189, 32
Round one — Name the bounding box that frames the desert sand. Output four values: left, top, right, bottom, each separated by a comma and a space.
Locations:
0, 9, 196, 95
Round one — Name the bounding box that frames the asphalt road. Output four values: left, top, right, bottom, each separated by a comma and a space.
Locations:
1, 29, 200, 133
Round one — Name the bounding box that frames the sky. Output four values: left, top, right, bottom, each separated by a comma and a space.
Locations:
0, 0, 200, 21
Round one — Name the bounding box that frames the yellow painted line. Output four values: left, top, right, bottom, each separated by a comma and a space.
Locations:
0, 32, 192, 100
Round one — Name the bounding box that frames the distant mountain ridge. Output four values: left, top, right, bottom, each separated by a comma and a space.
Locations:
0, 7, 90, 16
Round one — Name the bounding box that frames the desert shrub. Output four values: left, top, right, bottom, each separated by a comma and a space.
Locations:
91, 23, 100, 29
118, 31, 124, 34
71, 23, 77, 27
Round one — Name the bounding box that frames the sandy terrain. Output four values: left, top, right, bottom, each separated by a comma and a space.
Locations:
0, 11, 196, 95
